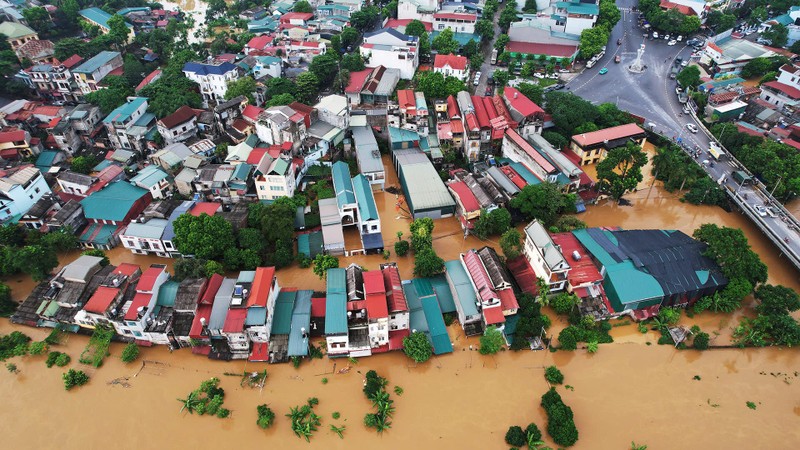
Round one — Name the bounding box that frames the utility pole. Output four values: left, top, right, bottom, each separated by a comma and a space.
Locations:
770, 175, 783, 199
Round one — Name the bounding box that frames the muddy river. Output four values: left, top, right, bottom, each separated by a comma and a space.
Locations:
2, 154, 799, 449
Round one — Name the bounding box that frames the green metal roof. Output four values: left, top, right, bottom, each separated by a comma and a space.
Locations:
78, 223, 118, 245
271, 290, 296, 335
0, 21, 35, 39
555, 1, 599, 16
572, 228, 617, 268
510, 162, 542, 185
421, 296, 452, 354
297, 234, 310, 257
246, 306, 267, 326
412, 278, 435, 298
332, 161, 355, 209
325, 292, 347, 334
326, 268, 346, 293
428, 274, 456, 314
35, 150, 59, 170
156, 281, 179, 307
605, 261, 664, 307
269, 157, 290, 176
80, 181, 149, 222
444, 260, 479, 317
288, 290, 312, 356
352, 174, 379, 221
79, 8, 133, 30
130, 165, 169, 188
403, 282, 428, 334
103, 97, 147, 123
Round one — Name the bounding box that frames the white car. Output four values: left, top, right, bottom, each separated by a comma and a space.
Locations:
667, 40, 677, 46
686, 123, 699, 133
558, 69, 570, 73
677, 35, 683, 42
681, 60, 689, 67
664, 34, 671, 40
653, 32, 659, 39
533, 72, 545, 79
675, 86, 684, 95
754, 205, 768, 217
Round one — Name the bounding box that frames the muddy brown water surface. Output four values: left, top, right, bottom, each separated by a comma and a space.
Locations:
2, 154, 800, 448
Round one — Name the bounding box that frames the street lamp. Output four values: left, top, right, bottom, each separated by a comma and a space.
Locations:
769, 175, 783, 199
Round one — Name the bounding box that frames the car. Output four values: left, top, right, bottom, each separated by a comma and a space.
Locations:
754, 205, 768, 217
668, 40, 677, 46
686, 38, 699, 45
599, 67, 608, 75
485, 86, 494, 96
473, 77, 480, 86
615, 55, 621, 63
677, 35, 683, 42
617, 38, 622, 45
664, 34, 670, 40
553, 83, 565, 90
675, 56, 683, 64
653, 31, 659, 39
686, 123, 699, 133
558, 68, 570, 73
547, 73, 558, 79
681, 60, 689, 67
474, 71, 481, 80
487, 76, 495, 85
683, 105, 691, 114
675, 86, 684, 95
533, 72, 545, 78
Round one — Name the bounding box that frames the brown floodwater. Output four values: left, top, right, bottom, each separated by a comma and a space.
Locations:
2, 154, 800, 449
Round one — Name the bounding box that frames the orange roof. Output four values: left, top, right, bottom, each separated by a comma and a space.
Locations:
200, 273, 223, 305
483, 305, 505, 325
434, 53, 467, 71
113, 263, 140, 277
247, 266, 276, 308
497, 288, 519, 312
189, 202, 221, 217
397, 89, 416, 110
223, 308, 248, 333
125, 292, 152, 320
84, 286, 120, 314
242, 104, 263, 121
571, 123, 646, 148
137, 266, 164, 292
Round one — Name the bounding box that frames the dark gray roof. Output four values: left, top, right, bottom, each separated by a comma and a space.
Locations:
174, 278, 206, 311
477, 246, 513, 290
171, 311, 195, 337
58, 170, 95, 186
51, 199, 82, 223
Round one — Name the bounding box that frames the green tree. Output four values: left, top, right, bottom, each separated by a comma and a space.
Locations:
264, 78, 298, 101
499, 1, 521, 32
494, 34, 510, 52
16, 245, 58, 281
431, 28, 460, 55
257, 404, 276, 429
266, 93, 296, 107
551, 292, 579, 315
120, 342, 140, 363
312, 254, 339, 279
517, 82, 544, 104
225, 76, 256, 104
294, 72, 320, 104
542, 130, 568, 150
63, 369, 89, 390
0, 282, 16, 317
479, 325, 506, 355
540, 388, 579, 447
462, 39, 480, 59
506, 426, 527, 447
402, 331, 433, 363
499, 228, 523, 259
383, 0, 399, 19
340, 53, 365, 73
677, 65, 701, 88
60, 0, 81, 27
122, 55, 146, 87
544, 365, 564, 384
741, 58, 774, 79
413, 246, 445, 277
350, 6, 380, 32
580, 27, 609, 59
472, 208, 512, 239
309, 52, 339, 86
340, 27, 360, 50
755, 284, 800, 317
293, 0, 313, 13
596, 142, 648, 201
475, 19, 494, 42
172, 213, 236, 260
706, 10, 736, 32
509, 183, 576, 225
85, 75, 133, 115
41, 230, 77, 252
693, 332, 710, 350
544, 91, 599, 136
69, 155, 98, 174
493, 69, 510, 87
107, 14, 131, 50
139, 74, 202, 118
692, 224, 768, 286
405, 20, 427, 37
394, 240, 410, 256
22, 7, 51, 34
763, 24, 789, 48
415, 71, 448, 99
597, 0, 621, 31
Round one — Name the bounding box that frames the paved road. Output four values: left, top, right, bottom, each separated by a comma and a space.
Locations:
568, 0, 800, 268
475, 9, 502, 96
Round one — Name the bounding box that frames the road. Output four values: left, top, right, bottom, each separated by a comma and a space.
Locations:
475, 8, 503, 96
568, 0, 800, 269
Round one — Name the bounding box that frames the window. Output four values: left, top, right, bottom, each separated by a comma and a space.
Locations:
133, 331, 142, 337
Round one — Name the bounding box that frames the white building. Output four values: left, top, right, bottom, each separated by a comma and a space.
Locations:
245, 266, 280, 344
360, 28, 419, 80
523, 220, 570, 292
103, 96, 152, 153
116, 265, 169, 339
433, 11, 477, 34
363, 270, 389, 350
397, 0, 436, 23
502, 129, 560, 183
433, 54, 469, 82
0, 166, 51, 223
252, 55, 282, 79
315, 95, 349, 129
156, 105, 199, 144
760, 64, 800, 110
254, 153, 296, 201
130, 165, 171, 200
352, 174, 380, 235
352, 125, 385, 189
56, 171, 95, 197
182, 61, 240, 106
120, 218, 169, 256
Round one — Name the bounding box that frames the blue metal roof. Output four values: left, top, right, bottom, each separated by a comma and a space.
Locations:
332, 161, 355, 208
245, 306, 267, 326
444, 260, 479, 317
362, 232, 384, 250
183, 61, 238, 76
162, 200, 192, 242
73, 50, 121, 74
35, 150, 59, 170
428, 274, 456, 314
509, 162, 542, 185
288, 290, 312, 356
325, 292, 347, 334
326, 268, 346, 294
352, 174, 379, 220
421, 296, 453, 354
79, 8, 133, 30
130, 165, 168, 188
271, 290, 296, 335
103, 97, 147, 124
156, 280, 179, 306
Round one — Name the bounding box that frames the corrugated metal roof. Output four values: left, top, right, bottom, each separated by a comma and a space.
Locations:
421, 296, 452, 354
156, 280, 179, 307
80, 181, 149, 222
288, 290, 312, 356
352, 174, 379, 221
398, 157, 456, 212
444, 260, 479, 317
332, 161, 355, 208
208, 278, 236, 330
271, 290, 296, 335
353, 126, 383, 173
428, 274, 456, 314
245, 306, 267, 326
325, 292, 347, 334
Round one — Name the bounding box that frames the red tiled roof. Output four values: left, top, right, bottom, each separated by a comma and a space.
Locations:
397, 89, 415, 111
125, 292, 152, 320
385, 18, 432, 32
242, 104, 263, 121
311, 295, 326, 317
247, 147, 269, 165
249, 342, 269, 361
448, 180, 481, 213
506, 256, 539, 295
32, 105, 61, 117
483, 305, 505, 325
159, 105, 197, 128
551, 232, 603, 286
505, 129, 557, 173
471, 95, 490, 128
763, 81, 800, 100
503, 87, 544, 118
223, 308, 248, 333
707, 42, 723, 53
247, 35, 273, 50
499, 165, 527, 189
450, 118, 464, 134
463, 250, 496, 303
345, 68, 372, 94
84, 286, 120, 314
189, 202, 221, 217
365, 291, 388, 319
200, 273, 223, 305
434, 53, 467, 71
248, 266, 276, 307
434, 12, 477, 21
61, 54, 83, 68
780, 64, 799, 74
506, 41, 578, 58
497, 288, 519, 312
137, 266, 164, 292
446, 95, 460, 119
571, 123, 646, 147
135, 69, 162, 92
660, 1, 695, 15
388, 328, 409, 350
189, 304, 212, 338
381, 265, 407, 312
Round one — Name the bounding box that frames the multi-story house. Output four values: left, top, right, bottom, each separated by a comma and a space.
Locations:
182, 60, 240, 106
78, 181, 152, 250
433, 11, 476, 34
103, 96, 154, 153
433, 54, 468, 82
255, 105, 308, 152
523, 220, 570, 292
0, 165, 51, 223
156, 105, 200, 144
363, 270, 389, 351
0, 128, 39, 158
64, 103, 102, 147
72, 51, 123, 96
380, 263, 410, 349
254, 153, 296, 201
332, 161, 357, 226
51, 119, 82, 154
397, 0, 436, 23
74, 263, 141, 329
117, 264, 169, 339
56, 171, 95, 197
324, 267, 349, 357
119, 218, 169, 256
760, 63, 800, 110
360, 28, 419, 80
245, 266, 280, 344
79, 8, 136, 43
0, 21, 37, 51
502, 128, 560, 184
352, 125, 385, 189
130, 165, 172, 199
222, 271, 254, 359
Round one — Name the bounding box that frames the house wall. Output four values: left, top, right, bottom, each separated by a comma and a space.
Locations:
360, 46, 418, 80
434, 66, 467, 82
502, 134, 557, 183
184, 68, 240, 105
326, 334, 349, 355
0, 170, 51, 221
368, 317, 389, 348
388, 310, 409, 332
158, 118, 198, 145
523, 234, 569, 292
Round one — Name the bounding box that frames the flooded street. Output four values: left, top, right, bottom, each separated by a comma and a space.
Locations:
2, 154, 800, 449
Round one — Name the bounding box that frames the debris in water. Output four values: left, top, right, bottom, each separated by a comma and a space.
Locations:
108, 377, 131, 388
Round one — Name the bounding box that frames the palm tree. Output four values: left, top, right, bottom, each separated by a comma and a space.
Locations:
631, 442, 648, 450
177, 391, 202, 414
330, 424, 346, 439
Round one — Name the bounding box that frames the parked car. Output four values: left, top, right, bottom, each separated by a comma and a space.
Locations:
664, 34, 671, 40
617, 38, 622, 45
677, 35, 683, 42
668, 40, 677, 46
686, 123, 699, 133
653, 31, 659, 39
681, 60, 689, 67
599, 67, 608, 75
683, 105, 691, 114
615, 55, 621, 63
485, 86, 494, 96
558, 68, 570, 73
675, 86, 684, 95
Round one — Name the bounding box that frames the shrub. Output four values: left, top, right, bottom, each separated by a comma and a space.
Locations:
321, 377, 328, 384
541, 388, 579, 447
6, 362, 17, 373
55, 353, 70, 367
394, 239, 410, 256
479, 325, 506, 355
505, 425, 527, 447
63, 369, 89, 390
46, 351, 65, 368
28, 341, 48, 356
693, 332, 710, 350
551, 292, 578, 315
256, 404, 276, 429
363, 370, 387, 399
586, 341, 599, 353
525, 423, 542, 442
403, 331, 433, 363
544, 365, 564, 384
332, 411, 340, 419
120, 342, 140, 363
658, 307, 680, 326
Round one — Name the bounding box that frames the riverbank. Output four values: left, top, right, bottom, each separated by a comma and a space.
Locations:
1, 319, 797, 449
